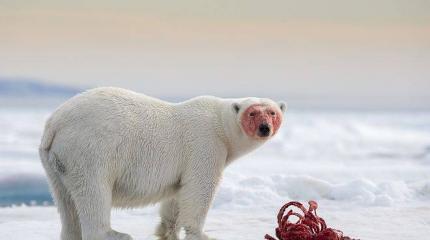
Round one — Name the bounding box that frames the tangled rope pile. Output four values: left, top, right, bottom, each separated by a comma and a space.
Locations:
264, 201, 357, 240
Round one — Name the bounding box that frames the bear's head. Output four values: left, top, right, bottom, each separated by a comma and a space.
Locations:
232, 99, 286, 140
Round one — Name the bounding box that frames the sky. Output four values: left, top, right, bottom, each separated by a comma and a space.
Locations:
1, 0, 429, 109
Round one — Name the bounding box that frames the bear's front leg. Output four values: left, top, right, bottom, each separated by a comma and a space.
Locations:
177, 177, 219, 240
156, 198, 180, 240
176, 148, 225, 240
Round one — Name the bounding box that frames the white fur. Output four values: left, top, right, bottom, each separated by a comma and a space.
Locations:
39, 87, 286, 240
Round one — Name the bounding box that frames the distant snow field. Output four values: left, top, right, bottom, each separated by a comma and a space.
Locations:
1, 107, 430, 239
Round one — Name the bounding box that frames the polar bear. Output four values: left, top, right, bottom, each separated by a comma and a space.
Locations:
39, 87, 286, 240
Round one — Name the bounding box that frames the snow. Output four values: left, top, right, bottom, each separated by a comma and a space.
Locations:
1, 107, 430, 239
1, 202, 429, 239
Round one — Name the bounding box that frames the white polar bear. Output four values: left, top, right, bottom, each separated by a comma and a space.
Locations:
39, 87, 286, 240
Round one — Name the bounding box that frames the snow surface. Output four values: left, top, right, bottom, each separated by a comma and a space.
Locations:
1, 107, 430, 239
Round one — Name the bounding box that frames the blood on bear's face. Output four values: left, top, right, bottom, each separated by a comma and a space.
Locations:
240, 104, 283, 139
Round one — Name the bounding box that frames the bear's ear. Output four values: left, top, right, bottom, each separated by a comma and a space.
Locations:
278, 101, 287, 113
232, 103, 240, 114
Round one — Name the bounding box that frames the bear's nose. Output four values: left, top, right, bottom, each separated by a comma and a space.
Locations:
258, 123, 271, 137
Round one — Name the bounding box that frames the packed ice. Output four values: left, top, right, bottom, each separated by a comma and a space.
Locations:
1, 107, 429, 239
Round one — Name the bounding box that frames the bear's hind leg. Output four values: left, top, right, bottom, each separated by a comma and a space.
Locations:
66, 174, 133, 240
46, 170, 82, 240
155, 198, 180, 240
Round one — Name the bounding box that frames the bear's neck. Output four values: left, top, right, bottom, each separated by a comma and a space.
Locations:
219, 102, 266, 165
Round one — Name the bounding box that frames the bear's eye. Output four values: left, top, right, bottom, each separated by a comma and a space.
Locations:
270, 111, 276, 116
249, 112, 255, 117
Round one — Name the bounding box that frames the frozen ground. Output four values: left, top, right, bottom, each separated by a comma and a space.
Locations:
1, 107, 430, 239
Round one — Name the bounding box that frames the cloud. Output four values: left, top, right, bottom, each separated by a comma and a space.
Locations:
1, 1, 429, 109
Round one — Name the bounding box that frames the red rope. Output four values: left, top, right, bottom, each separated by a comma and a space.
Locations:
265, 201, 357, 240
